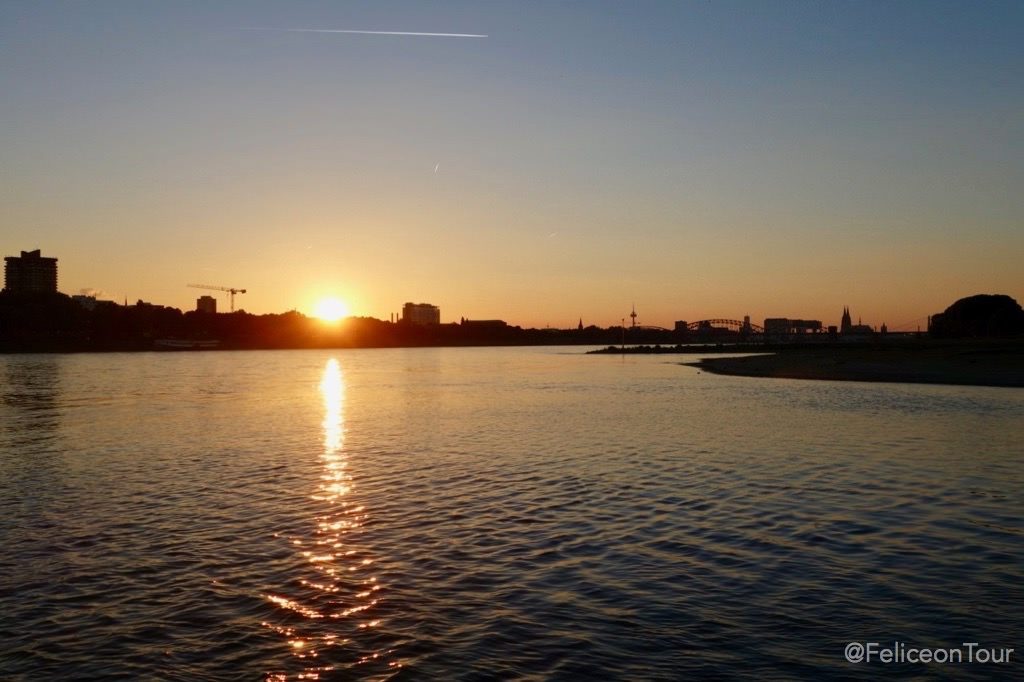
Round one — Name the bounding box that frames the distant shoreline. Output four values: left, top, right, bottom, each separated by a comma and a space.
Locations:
682, 345, 1024, 388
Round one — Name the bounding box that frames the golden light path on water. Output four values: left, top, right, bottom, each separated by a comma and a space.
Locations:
264, 358, 395, 681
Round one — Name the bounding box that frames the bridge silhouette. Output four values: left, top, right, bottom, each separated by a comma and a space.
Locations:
687, 319, 765, 333
633, 319, 766, 334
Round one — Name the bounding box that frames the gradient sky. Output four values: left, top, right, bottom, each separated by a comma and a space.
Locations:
3, 1, 1022, 330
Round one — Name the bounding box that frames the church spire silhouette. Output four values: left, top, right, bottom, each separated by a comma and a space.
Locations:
841, 306, 852, 334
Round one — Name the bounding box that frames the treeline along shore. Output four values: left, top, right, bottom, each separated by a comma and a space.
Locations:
0, 291, 669, 353
2, 291, 1022, 390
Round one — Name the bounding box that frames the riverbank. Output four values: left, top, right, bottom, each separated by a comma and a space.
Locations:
684, 344, 1024, 388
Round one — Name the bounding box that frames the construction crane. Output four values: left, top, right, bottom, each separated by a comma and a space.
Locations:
188, 283, 248, 312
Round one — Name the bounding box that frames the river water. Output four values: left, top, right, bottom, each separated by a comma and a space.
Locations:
1, 347, 1021, 680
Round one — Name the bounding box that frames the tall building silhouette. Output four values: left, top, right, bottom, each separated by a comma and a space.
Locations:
402, 302, 440, 325
4, 249, 58, 293
840, 306, 852, 334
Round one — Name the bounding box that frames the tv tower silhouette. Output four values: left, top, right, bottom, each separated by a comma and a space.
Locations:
630, 303, 638, 328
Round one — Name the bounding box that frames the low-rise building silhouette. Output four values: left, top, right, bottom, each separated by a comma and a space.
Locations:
460, 318, 508, 329
197, 295, 217, 314
4, 249, 58, 293
72, 294, 97, 310
764, 318, 822, 334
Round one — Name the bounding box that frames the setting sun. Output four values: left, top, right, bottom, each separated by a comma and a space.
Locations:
313, 297, 350, 322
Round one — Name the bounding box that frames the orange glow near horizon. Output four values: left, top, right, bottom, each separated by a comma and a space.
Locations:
312, 298, 351, 323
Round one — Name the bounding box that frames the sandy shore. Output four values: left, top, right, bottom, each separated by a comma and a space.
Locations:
684, 345, 1024, 388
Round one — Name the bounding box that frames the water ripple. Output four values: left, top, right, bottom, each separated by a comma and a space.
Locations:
1, 349, 1021, 680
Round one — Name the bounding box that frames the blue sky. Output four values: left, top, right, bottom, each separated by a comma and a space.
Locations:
2, 1, 1022, 327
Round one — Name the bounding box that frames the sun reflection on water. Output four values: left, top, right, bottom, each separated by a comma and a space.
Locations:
263, 358, 398, 679
320, 359, 345, 458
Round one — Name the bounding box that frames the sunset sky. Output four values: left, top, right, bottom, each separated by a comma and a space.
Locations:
3, 1, 1021, 330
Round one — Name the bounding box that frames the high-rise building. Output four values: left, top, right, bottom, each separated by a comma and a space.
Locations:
402, 302, 440, 325
4, 249, 58, 293
196, 295, 217, 314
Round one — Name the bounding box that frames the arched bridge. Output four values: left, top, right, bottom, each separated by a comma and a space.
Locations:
685, 319, 765, 334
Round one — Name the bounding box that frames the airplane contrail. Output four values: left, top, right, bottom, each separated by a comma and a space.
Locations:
243, 28, 487, 38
